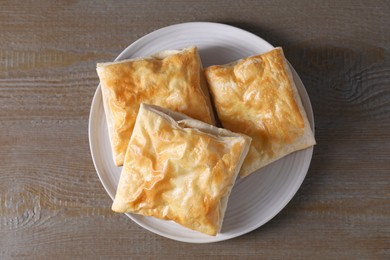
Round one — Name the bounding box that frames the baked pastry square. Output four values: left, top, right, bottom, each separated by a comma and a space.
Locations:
97, 46, 215, 166
204, 47, 316, 177
112, 104, 251, 236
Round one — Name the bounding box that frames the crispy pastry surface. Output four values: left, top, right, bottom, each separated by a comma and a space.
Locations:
112, 104, 251, 236
204, 47, 316, 177
97, 46, 215, 166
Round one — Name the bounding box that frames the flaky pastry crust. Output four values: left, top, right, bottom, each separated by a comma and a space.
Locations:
97, 46, 215, 166
112, 104, 251, 236
204, 47, 316, 177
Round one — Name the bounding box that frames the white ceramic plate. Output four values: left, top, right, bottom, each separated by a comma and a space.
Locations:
89, 22, 314, 243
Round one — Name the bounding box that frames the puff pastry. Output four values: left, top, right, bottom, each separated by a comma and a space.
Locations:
112, 104, 251, 236
204, 47, 316, 177
97, 46, 215, 166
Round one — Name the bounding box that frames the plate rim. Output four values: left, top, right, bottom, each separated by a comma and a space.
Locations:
88, 21, 315, 243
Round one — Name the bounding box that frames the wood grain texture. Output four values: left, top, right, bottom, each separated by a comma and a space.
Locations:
0, 0, 389, 259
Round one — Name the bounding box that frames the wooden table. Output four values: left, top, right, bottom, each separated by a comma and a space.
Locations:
1, 1, 389, 258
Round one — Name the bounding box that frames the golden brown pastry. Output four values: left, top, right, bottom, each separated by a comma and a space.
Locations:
96, 46, 215, 166
112, 104, 251, 236
204, 47, 316, 177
